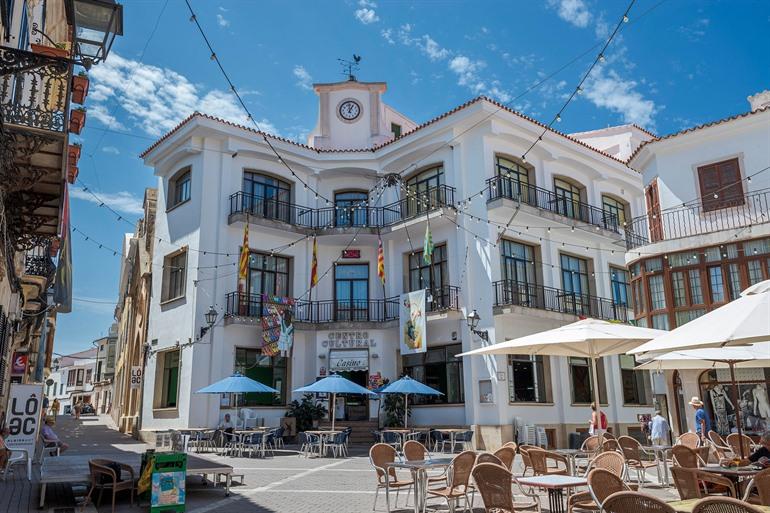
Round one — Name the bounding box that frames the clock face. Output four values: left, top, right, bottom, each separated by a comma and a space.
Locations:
339, 100, 361, 121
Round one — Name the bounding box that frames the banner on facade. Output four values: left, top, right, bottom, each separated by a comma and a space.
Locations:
261, 295, 295, 357
11, 352, 28, 375
399, 290, 426, 355
130, 366, 143, 390
5, 383, 45, 457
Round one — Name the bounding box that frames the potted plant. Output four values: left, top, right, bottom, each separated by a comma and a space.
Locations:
67, 165, 79, 184
69, 107, 86, 134
71, 72, 89, 104
286, 394, 328, 433
67, 142, 81, 167
30, 42, 69, 59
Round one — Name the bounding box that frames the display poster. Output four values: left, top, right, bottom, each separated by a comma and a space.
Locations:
261, 295, 295, 356
399, 290, 426, 355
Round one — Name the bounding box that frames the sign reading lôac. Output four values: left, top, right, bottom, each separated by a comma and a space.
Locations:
130, 366, 143, 390
5, 383, 44, 458
399, 290, 426, 355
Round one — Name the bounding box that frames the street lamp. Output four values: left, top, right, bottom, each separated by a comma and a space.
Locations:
66, 0, 124, 68
200, 305, 218, 337
466, 309, 489, 342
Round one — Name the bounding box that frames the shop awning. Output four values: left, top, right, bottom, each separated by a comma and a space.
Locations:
329, 349, 368, 372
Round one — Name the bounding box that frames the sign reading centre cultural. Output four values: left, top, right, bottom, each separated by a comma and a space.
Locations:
5, 383, 44, 458
400, 290, 426, 354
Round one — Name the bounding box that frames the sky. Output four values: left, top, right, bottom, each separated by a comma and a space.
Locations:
55, 0, 770, 355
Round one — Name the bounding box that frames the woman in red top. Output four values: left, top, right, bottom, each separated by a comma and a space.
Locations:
591, 402, 607, 433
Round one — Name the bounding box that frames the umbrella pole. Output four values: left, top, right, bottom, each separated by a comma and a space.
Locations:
590, 354, 605, 447
728, 361, 746, 459
404, 393, 408, 429
331, 392, 336, 432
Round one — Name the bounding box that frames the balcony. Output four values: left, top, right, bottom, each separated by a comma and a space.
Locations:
486, 176, 621, 234
224, 286, 460, 324
20, 242, 56, 313
492, 280, 628, 322
624, 188, 770, 250
228, 184, 456, 231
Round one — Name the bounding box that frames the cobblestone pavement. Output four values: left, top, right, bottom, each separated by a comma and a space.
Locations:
0, 415, 682, 513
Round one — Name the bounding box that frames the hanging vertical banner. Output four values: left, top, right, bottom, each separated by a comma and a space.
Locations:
53, 184, 72, 313
261, 295, 295, 357
400, 290, 426, 355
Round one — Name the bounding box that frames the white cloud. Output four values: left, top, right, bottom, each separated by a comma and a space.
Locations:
101, 146, 120, 155
547, 0, 592, 28
70, 187, 144, 215
88, 53, 278, 137
354, 0, 379, 25
380, 28, 395, 44
449, 55, 487, 94
216, 13, 229, 27
420, 35, 449, 61
583, 67, 657, 128
679, 18, 710, 41
293, 65, 313, 91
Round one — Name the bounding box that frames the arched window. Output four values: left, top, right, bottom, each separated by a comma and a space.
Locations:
495, 156, 533, 204
405, 165, 445, 216
242, 171, 292, 223
553, 177, 585, 221
168, 167, 191, 209
602, 194, 629, 231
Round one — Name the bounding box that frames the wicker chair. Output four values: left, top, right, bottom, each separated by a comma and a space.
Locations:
726, 433, 754, 458
427, 450, 476, 513
473, 463, 541, 513
742, 467, 770, 506
403, 440, 428, 462
602, 439, 621, 453
369, 443, 414, 513
568, 455, 628, 513
672, 444, 705, 468
575, 436, 601, 473
503, 441, 518, 451
477, 453, 504, 466
691, 497, 765, 513
528, 448, 569, 476
708, 431, 733, 460
493, 446, 516, 471
678, 432, 702, 449
618, 435, 657, 488
670, 466, 736, 500
83, 459, 135, 513
601, 491, 676, 513
519, 444, 539, 476
580, 468, 632, 513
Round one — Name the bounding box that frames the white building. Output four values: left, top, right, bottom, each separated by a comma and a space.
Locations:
47, 348, 97, 414
625, 91, 770, 438
139, 78, 656, 448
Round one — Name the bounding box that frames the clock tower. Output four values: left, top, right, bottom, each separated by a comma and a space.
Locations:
308, 80, 415, 150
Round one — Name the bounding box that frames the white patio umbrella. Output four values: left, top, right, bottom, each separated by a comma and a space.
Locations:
634, 343, 770, 371
458, 318, 665, 440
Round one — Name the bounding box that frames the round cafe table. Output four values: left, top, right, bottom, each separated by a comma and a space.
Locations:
699, 463, 765, 496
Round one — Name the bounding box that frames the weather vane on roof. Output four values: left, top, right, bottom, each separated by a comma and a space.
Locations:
338, 54, 361, 82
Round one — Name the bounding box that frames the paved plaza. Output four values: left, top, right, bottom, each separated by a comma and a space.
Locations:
0, 414, 685, 513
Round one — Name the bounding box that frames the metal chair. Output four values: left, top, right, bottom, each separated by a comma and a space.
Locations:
618, 435, 657, 488
0, 437, 31, 481
426, 450, 475, 513
601, 491, 676, 513
381, 431, 402, 451
742, 467, 770, 506
670, 466, 736, 500
325, 431, 348, 458
452, 430, 474, 453
473, 462, 540, 513
83, 459, 135, 513
692, 497, 766, 513
369, 443, 414, 513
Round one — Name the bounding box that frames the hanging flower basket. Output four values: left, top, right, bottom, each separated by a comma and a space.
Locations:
30, 43, 69, 59
67, 165, 79, 184
69, 109, 86, 134
71, 73, 90, 104
67, 144, 81, 167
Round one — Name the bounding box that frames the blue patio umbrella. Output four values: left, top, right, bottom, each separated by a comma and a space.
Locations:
378, 376, 442, 428
196, 372, 278, 427
294, 374, 377, 431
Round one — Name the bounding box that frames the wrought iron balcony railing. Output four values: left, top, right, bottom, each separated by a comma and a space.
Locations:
486, 176, 621, 233
0, 46, 71, 132
492, 279, 628, 322
225, 285, 460, 323
229, 184, 456, 230
24, 242, 55, 279
624, 187, 770, 250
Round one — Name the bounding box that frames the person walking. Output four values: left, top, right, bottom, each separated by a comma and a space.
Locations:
73, 400, 82, 420
649, 410, 670, 446
590, 402, 607, 435
689, 396, 711, 443
51, 398, 60, 419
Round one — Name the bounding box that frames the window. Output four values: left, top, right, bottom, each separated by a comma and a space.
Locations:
76, 369, 84, 386
402, 344, 464, 404
698, 158, 744, 212
169, 168, 191, 208
86, 369, 92, 383
67, 370, 76, 386
162, 250, 187, 302
235, 348, 286, 405
747, 260, 764, 286
648, 275, 666, 310
610, 267, 630, 307
158, 349, 180, 409
602, 195, 628, 231
495, 156, 532, 203
675, 309, 705, 327
500, 240, 537, 306
569, 356, 607, 404
390, 122, 402, 138
671, 271, 687, 307
245, 252, 290, 315
632, 281, 644, 315
561, 254, 591, 314
507, 355, 549, 403
405, 166, 445, 215
689, 269, 704, 304
409, 244, 450, 309
554, 178, 583, 220
727, 264, 741, 300
242, 171, 292, 222
708, 266, 725, 303
620, 355, 651, 405
335, 264, 369, 321
652, 313, 670, 330
334, 191, 368, 227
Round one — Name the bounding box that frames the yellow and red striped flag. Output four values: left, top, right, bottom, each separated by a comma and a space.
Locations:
377, 235, 386, 285
238, 223, 249, 285
310, 237, 318, 288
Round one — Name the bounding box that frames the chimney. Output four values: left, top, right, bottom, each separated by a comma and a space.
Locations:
748, 90, 770, 112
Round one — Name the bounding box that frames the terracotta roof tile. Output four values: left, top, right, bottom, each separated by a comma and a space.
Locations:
627, 106, 770, 164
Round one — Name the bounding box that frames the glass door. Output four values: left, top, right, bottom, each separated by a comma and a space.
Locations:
335, 264, 369, 321
243, 172, 291, 222
554, 178, 582, 220
561, 254, 590, 315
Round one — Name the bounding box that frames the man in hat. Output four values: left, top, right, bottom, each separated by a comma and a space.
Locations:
689, 396, 710, 443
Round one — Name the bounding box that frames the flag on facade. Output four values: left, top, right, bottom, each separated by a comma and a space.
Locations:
377, 235, 386, 284
423, 223, 434, 264
238, 223, 249, 285
53, 184, 72, 313
310, 237, 318, 288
